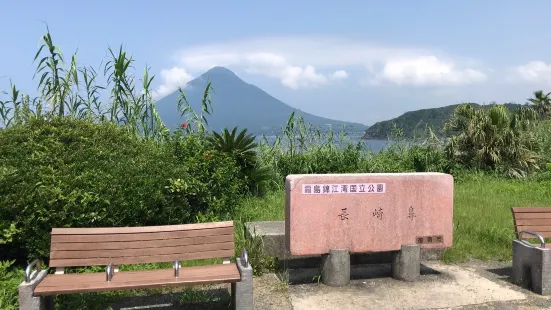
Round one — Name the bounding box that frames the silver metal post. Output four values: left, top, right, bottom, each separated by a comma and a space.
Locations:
173, 260, 180, 278
241, 248, 249, 268
106, 263, 114, 282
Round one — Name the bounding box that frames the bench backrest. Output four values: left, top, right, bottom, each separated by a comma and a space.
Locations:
49, 221, 235, 267
511, 207, 551, 241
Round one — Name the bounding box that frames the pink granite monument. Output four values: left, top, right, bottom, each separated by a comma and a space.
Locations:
285, 172, 454, 256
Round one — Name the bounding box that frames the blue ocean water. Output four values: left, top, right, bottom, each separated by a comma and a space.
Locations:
255, 134, 393, 154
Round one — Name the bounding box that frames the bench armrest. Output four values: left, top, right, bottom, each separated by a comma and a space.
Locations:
518, 231, 546, 248
24, 259, 42, 283
173, 260, 180, 278
240, 248, 249, 268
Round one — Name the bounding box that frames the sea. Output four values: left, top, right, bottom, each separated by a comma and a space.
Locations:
255, 133, 393, 154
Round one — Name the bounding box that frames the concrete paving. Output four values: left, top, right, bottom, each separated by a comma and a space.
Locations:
289, 262, 527, 309
254, 260, 551, 310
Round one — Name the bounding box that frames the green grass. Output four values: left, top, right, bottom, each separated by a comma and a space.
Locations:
444, 175, 551, 262
234, 174, 551, 263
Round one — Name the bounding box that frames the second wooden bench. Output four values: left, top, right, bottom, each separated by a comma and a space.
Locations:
511, 207, 551, 296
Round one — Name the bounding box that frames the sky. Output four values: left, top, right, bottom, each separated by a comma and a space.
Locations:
2, 0, 551, 125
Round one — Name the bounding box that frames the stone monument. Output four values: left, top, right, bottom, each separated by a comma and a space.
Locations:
285, 172, 454, 286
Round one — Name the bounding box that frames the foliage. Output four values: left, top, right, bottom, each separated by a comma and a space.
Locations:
0, 27, 167, 141
207, 127, 271, 194
444, 103, 541, 177
207, 127, 258, 166
257, 113, 452, 183
527, 90, 551, 119
240, 228, 277, 276
176, 83, 214, 135
166, 131, 246, 221
0, 260, 22, 310
0, 118, 245, 261
534, 120, 551, 163
409, 144, 451, 174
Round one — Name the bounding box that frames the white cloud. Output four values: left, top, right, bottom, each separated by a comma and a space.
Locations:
515, 61, 551, 84
372, 56, 487, 86
331, 70, 348, 80
153, 67, 193, 99
156, 35, 487, 95
243, 53, 328, 89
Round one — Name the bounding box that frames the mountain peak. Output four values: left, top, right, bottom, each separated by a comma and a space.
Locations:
156, 66, 367, 134
200, 66, 239, 79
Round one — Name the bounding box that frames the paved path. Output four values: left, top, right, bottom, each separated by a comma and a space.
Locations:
254, 260, 551, 310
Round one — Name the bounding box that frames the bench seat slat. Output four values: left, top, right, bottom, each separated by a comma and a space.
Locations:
49, 249, 235, 267
51, 234, 234, 251
51, 227, 234, 243
34, 264, 240, 296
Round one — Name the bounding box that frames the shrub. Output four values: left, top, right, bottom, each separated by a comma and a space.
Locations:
445, 103, 541, 177
206, 127, 271, 195
0, 117, 245, 262
534, 120, 551, 163
0, 260, 22, 310
166, 131, 246, 220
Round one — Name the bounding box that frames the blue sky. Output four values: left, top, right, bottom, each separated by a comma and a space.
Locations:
2, 0, 551, 125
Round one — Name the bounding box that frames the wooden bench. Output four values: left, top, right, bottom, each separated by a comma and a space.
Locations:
18, 221, 253, 309
511, 207, 551, 296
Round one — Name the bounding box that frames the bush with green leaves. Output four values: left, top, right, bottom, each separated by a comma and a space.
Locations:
0, 117, 245, 262
166, 130, 246, 220
0, 260, 22, 310
534, 120, 551, 163
206, 127, 272, 195
444, 103, 542, 177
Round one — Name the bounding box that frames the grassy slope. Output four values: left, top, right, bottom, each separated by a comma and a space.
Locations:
236, 175, 551, 262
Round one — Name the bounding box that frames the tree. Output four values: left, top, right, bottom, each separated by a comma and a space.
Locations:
444, 103, 541, 177
527, 90, 551, 119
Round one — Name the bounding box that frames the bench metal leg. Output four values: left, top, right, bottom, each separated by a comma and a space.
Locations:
391, 244, 421, 282
320, 248, 350, 286
512, 240, 551, 295
18, 270, 53, 310
232, 257, 253, 310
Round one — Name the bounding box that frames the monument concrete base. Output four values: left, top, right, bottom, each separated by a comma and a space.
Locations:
391, 244, 421, 282
244, 221, 444, 270
321, 249, 351, 286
